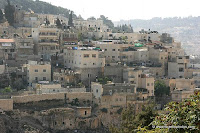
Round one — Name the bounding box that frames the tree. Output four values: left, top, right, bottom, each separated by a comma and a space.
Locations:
137, 104, 158, 130
154, 80, 170, 97
97, 77, 112, 84
12, 78, 27, 91
110, 104, 158, 133
87, 16, 96, 20
99, 15, 114, 29
2, 86, 12, 93
145, 91, 200, 133
45, 16, 50, 26
68, 11, 73, 27
0, 9, 4, 23
56, 18, 62, 29
0, 75, 9, 89
110, 104, 137, 133
5, 0, 15, 26
70, 98, 79, 106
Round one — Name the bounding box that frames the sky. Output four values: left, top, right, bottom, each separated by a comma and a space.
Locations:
41, 0, 200, 21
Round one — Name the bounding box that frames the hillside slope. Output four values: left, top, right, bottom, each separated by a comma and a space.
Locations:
0, 0, 76, 18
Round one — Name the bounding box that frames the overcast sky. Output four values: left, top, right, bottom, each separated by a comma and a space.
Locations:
41, 0, 200, 21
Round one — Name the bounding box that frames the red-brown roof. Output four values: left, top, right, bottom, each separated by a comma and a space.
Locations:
0, 39, 15, 43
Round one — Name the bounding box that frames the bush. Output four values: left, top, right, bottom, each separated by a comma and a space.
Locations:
117, 108, 123, 114
100, 108, 108, 113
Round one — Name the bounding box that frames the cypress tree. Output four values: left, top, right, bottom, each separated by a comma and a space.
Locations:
5, 0, 15, 26
0, 9, 4, 23
68, 11, 73, 27
56, 18, 62, 29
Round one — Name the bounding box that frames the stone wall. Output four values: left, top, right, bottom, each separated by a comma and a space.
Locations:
12, 92, 93, 104
0, 99, 13, 111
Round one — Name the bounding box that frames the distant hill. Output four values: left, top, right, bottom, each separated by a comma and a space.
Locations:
114, 16, 200, 55
0, 0, 77, 18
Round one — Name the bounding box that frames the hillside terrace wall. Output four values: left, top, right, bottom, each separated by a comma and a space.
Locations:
0, 99, 13, 111
12, 92, 93, 104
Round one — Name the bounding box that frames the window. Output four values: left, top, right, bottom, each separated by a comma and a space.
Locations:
147, 83, 150, 86
84, 54, 89, 58
112, 49, 115, 51
105, 49, 107, 51
43, 69, 46, 72
10, 49, 14, 52
35, 77, 38, 81
35, 69, 38, 72
85, 111, 87, 115
118, 49, 120, 51
43, 77, 46, 80
92, 54, 96, 58
93, 63, 96, 65
96, 89, 98, 93
179, 68, 184, 72
156, 72, 158, 76
151, 83, 154, 86
112, 56, 115, 59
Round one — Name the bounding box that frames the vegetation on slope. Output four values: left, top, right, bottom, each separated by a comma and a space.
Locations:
0, 0, 77, 18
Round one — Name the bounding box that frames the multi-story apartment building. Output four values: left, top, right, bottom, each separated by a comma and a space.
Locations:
94, 40, 131, 63
60, 31, 78, 49
74, 19, 110, 32
168, 55, 190, 78
63, 47, 105, 86
32, 27, 60, 60
0, 39, 17, 60
112, 31, 160, 44
163, 78, 195, 91
64, 47, 105, 69
120, 47, 149, 63
15, 38, 34, 55
37, 14, 68, 26
123, 68, 154, 96
23, 61, 51, 86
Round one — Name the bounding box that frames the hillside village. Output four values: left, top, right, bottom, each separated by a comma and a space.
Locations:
0, 1, 199, 132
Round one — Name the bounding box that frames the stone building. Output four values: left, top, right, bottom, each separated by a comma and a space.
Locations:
32, 27, 60, 60
168, 55, 190, 78
94, 40, 131, 63
0, 39, 17, 60
63, 47, 105, 86
23, 61, 51, 86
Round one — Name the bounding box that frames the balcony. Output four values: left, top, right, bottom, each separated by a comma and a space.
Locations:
19, 45, 34, 49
